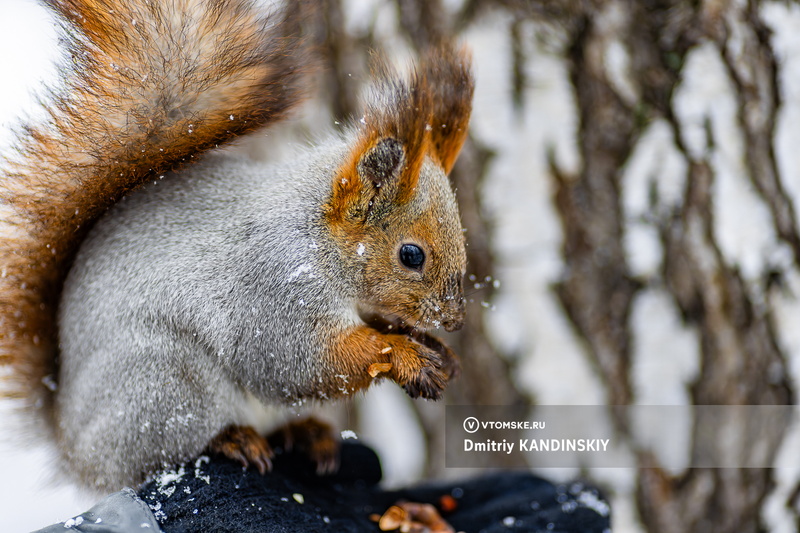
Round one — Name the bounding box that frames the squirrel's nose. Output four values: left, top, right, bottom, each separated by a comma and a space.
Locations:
443, 310, 464, 332
441, 273, 465, 331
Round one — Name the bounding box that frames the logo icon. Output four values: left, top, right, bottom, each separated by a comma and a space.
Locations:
463, 417, 479, 434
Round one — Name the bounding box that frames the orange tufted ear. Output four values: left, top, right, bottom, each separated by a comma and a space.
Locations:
326, 43, 474, 226
420, 45, 474, 175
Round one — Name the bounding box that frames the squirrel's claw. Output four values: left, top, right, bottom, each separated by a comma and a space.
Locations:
207, 425, 274, 474
312, 438, 341, 476
403, 369, 448, 400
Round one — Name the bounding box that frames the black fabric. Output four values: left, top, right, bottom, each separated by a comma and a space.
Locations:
138, 442, 610, 533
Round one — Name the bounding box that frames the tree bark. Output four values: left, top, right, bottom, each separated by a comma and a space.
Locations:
300, 1, 800, 529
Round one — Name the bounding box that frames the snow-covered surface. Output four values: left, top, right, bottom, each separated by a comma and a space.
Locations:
6, 0, 800, 531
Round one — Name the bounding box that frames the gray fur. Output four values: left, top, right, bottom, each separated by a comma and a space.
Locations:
57, 141, 354, 489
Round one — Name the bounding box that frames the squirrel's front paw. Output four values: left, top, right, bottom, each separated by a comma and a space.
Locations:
398, 343, 450, 400
388, 328, 460, 400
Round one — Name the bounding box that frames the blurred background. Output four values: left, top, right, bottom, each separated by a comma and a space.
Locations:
4, 0, 800, 531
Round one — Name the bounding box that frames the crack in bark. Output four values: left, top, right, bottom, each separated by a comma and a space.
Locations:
553, 10, 640, 408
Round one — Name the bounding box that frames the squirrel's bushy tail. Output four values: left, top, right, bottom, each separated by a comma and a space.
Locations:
0, 0, 308, 413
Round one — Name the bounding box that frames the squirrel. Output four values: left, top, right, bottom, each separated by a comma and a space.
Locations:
0, 0, 473, 491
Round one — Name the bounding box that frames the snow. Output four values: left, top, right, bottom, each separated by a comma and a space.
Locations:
287, 263, 314, 282
577, 489, 610, 517
340, 429, 358, 439
193, 456, 211, 485
63, 516, 83, 528
154, 465, 186, 498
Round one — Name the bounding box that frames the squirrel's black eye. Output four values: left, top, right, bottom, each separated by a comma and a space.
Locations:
399, 244, 425, 271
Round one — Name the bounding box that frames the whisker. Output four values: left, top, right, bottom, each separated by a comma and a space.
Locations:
464, 286, 489, 298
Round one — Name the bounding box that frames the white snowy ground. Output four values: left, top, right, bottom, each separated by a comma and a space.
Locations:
6, 1, 800, 532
